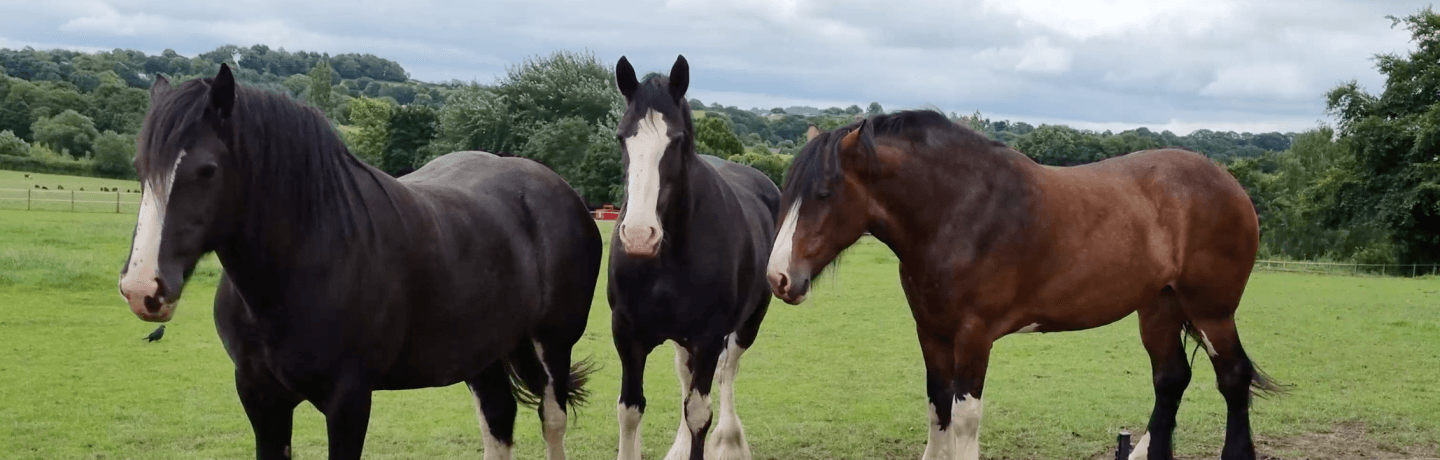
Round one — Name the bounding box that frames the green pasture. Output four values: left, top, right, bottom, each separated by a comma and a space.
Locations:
0, 210, 1436, 459
0, 170, 142, 213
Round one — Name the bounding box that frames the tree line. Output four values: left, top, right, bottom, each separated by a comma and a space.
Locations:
2, 19, 1433, 269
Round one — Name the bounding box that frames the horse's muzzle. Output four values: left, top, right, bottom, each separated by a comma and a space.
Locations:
768, 269, 810, 305
120, 275, 176, 322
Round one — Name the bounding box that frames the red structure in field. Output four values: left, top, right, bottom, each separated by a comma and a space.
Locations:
594, 204, 620, 220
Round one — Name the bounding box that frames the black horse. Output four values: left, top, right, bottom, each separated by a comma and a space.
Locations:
116, 65, 602, 460
608, 55, 780, 460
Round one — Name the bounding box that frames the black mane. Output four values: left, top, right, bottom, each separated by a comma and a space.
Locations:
139, 75, 379, 240
781, 110, 1007, 206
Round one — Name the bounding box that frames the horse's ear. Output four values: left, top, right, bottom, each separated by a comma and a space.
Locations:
838, 119, 876, 172
806, 124, 821, 142
211, 64, 235, 119
668, 55, 689, 101
150, 74, 171, 98
616, 56, 638, 100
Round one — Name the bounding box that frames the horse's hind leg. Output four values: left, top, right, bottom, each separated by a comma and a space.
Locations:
533, 334, 588, 460
1132, 290, 1193, 460
467, 362, 518, 460
236, 364, 302, 460
1189, 315, 1269, 460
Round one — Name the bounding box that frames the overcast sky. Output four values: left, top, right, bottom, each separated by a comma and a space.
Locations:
0, 0, 1431, 134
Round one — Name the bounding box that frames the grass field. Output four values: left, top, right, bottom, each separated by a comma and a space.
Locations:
0, 170, 142, 213
1, 209, 1437, 459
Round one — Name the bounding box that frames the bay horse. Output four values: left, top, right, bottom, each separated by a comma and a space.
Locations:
767, 111, 1279, 460
117, 64, 602, 460
609, 55, 780, 460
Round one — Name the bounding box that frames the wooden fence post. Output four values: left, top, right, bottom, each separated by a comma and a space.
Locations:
70, 190, 75, 212
27, 188, 31, 210
115, 191, 120, 213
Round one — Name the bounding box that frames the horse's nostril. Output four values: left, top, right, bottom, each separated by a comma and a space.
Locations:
153, 277, 167, 299
776, 272, 790, 293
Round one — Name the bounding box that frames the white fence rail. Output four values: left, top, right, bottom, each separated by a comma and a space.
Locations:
0, 188, 141, 213
1255, 259, 1439, 277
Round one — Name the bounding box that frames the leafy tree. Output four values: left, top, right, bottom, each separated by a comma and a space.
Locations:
92, 130, 136, 176
694, 116, 744, 158
1316, 7, 1440, 266
866, 102, 884, 116
30, 109, 99, 158
727, 151, 791, 186
521, 116, 593, 181
346, 96, 393, 166
86, 73, 148, 133
0, 129, 29, 156
570, 118, 625, 205
383, 104, 437, 175
281, 74, 311, 98
845, 105, 862, 115
307, 61, 335, 116
431, 50, 621, 160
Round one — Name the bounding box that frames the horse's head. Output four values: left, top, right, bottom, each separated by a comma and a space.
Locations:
767, 120, 879, 304
613, 55, 692, 259
118, 65, 242, 322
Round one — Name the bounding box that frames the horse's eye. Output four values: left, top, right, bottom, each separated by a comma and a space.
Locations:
197, 164, 217, 179
816, 189, 832, 200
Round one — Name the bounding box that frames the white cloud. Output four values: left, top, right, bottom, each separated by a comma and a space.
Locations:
1200, 63, 1310, 99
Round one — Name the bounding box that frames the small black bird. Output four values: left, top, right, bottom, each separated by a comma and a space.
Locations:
143, 325, 166, 342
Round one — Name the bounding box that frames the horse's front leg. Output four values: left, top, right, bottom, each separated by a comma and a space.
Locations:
950, 329, 993, 460
918, 328, 957, 460
318, 375, 373, 460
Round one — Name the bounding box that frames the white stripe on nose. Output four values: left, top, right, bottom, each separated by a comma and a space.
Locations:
119, 150, 186, 309
619, 110, 669, 256
766, 198, 802, 282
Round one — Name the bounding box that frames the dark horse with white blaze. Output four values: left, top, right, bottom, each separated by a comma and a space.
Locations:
767, 111, 1280, 460
608, 55, 780, 460
116, 65, 602, 460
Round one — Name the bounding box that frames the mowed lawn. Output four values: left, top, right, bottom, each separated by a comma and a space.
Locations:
1, 209, 1437, 459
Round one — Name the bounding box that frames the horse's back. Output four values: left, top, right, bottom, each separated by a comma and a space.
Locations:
701, 154, 781, 224
1063, 148, 1259, 281
402, 150, 602, 324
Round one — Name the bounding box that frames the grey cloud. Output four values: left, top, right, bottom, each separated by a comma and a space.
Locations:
2, 0, 1429, 133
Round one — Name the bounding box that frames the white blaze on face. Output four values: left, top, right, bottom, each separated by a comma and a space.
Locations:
118, 150, 187, 311
619, 109, 670, 255
766, 199, 803, 291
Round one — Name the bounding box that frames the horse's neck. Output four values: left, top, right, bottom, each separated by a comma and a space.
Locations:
218, 157, 410, 307
871, 150, 1037, 265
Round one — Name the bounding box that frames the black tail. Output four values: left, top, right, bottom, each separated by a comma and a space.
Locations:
1181, 321, 1289, 399
502, 339, 599, 413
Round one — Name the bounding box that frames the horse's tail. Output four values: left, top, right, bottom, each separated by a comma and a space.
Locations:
503, 339, 598, 413
1180, 321, 1288, 399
